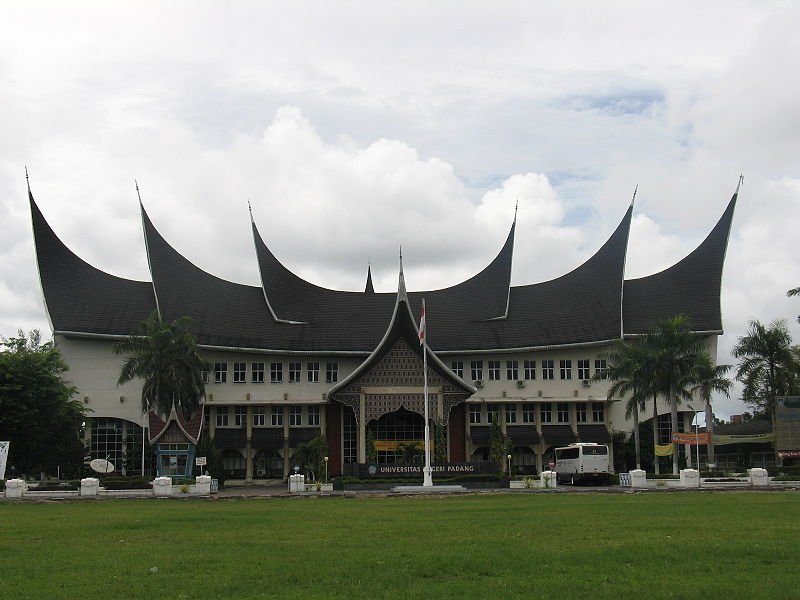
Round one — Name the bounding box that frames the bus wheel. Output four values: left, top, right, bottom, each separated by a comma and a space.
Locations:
570, 475, 575, 485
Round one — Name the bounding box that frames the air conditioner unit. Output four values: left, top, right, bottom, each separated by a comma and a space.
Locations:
582, 380, 591, 388
516, 380, 525, 389
475, 380, 483, 388
256, 469, 265, 476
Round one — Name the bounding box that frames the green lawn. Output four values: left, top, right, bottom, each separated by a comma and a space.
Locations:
1, 492, 798, 599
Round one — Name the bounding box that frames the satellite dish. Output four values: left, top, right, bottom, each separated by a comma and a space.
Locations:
90, 458, 115, 474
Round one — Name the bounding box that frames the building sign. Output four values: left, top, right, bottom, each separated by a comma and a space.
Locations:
671, 432, 711, 445
373, 440, 435, 452
357, 462, 491, 478
776, 396, 800, 451
195, 457, 207, 466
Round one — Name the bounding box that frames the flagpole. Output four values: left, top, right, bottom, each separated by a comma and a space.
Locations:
422, 298, 433, 487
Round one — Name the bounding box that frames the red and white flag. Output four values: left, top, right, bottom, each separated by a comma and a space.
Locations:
418, 299, 426, 346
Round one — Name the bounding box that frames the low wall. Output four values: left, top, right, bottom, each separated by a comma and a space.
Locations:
3, 477, 218, 499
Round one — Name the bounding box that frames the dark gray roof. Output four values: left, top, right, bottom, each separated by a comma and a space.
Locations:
507, 425, 540, 445
622, 191, 738, 334
30, 190, 156, 335
31, 186, 734, 353
577, 424, 611, 443
541, 425, 577, 446
713, 420, 772, 436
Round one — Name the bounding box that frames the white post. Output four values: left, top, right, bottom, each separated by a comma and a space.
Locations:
422, 299, 432, 487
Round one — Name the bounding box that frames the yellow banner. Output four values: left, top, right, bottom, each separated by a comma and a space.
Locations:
373, 440, 435, 451
655, 444, 674, 456
714, 433, 775, 445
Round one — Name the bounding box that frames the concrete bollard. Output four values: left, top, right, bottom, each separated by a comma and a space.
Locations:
4, 478, 26, 498
195, 475, 212, 495
630, 469, 647, 488
153, 476, 173, 496
540, 470, 557, 489
749, 468, 769, 487
288, 474, 305, 493
680, 468, 700, 488
80, 477, 100, 497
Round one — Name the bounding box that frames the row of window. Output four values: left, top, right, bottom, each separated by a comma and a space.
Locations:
205, 362, 339, 384
213, 405, 321, 428
452, 359, 607, 382
468, 402, 605, 425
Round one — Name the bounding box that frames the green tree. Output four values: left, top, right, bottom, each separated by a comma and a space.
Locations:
488, 416, 510, 474
691, 354, 732, 466
789, 287, 800, 323
732, 319, 800, 429
365, 429, 377, 464
397, 441, 422, 464
0, 330, 86, 477
648, 316, 707, 475
434, 418, 447, 464
196, 434, 224, 487
294, 435, 330, 481
115, 311, 209, 418
602, 337, 654, 471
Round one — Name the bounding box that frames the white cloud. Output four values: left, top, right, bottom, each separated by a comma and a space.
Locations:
1, 2, 799, 420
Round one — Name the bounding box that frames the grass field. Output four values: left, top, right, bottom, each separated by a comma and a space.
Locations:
1, 492, 798, 599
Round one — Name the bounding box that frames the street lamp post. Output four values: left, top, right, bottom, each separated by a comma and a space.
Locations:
324, 456, 328, 483
687, 404, 702, 486
507, 453, 512, 476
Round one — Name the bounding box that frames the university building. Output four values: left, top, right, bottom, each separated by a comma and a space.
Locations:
29, 183, 738, 479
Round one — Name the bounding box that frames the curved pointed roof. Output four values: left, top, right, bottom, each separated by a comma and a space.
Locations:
365, 265, 374, 293
31, 184, 733, 353
622, 190, 738, 334
30, 189, 156, 335
252, 218, 515, 324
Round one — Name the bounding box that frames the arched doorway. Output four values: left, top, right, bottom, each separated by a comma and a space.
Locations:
511, 446, 537, 475
221, 449, 245, 479
253, 449, 283, 478
366, 408, 426, 463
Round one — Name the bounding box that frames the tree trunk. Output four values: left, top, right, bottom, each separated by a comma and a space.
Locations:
633, 403, 641, 471
653, 392, 660, 475
671, 384, 679, 475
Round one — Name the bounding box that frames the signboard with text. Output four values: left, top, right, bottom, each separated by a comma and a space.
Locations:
354, 462, 493, 478
671, 432, 711, 445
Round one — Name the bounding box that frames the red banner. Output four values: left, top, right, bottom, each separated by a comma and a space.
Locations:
671, 432, 711, 445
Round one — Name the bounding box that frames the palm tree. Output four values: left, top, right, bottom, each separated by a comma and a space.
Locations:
788, 287, 800, 323
602, 338, 652, 471
690, 354, 732, 467
115, 311, 209, 418
732, 319, 800, 430
648, 316, 707, 475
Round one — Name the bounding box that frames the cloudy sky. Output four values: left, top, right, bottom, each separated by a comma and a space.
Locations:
1, 1, 798, 418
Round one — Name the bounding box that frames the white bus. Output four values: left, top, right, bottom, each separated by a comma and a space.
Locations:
554, 443, 610, 485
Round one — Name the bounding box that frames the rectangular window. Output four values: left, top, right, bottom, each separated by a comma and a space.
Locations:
542, 360, 554, 380
308, 406, 320, 426
214, 362, 227, 384
234, 406, 246, 427
576, 402, 587, 423
233, 362, 246, 383
592, 402, 605, 422
216, 406, 229, 427
451, 361, 464, 378
505, 403, 517, 424
307, 362, 319, 383
270, 362, 283, 383
506, 360, 518, 381
559, 359, 572, 380
252, 362, 265, 383
200, 370, 209, 384
524, 360, 536, 380
271, 406, 283, 426
488, 360, 500, 381
594, 359, 608, 379
326, 362, 338, 383
288, 362, 301, 383
290, 406, 302, 426
522, 404, 535, 423
577, 359, 590, 381
557, 402, 570, 423
469, 404, 481, 424
252, 407, 266, 427
540, 402, 552, 423
470, 360, 483, 381
486, 403, 500, 424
